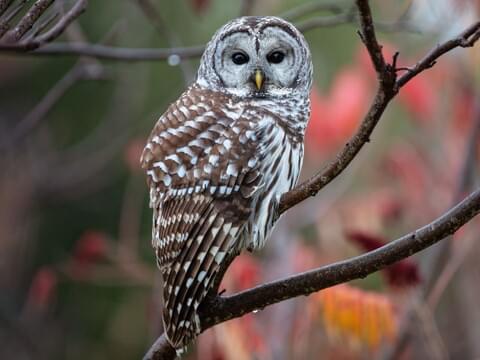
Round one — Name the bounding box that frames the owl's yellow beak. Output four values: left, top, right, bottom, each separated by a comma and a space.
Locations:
254, 69, 264, 91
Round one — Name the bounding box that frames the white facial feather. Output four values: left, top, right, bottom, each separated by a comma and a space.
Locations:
197, 16, 312, 99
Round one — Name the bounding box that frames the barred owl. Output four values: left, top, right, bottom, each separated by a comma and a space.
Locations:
141, 16, 312, 351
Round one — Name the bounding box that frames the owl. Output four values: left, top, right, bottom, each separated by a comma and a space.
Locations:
141, 16, 312, 351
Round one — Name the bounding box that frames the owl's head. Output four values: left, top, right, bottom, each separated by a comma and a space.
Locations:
197, 16, 312, 98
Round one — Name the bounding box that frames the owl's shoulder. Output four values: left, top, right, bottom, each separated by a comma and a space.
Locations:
140, 85, 265, 198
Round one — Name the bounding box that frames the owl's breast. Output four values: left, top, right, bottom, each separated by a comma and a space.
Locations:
245, 116, 304, 250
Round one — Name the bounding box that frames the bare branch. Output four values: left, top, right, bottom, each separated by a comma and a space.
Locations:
279, 18, 480, 215
202, 189, 480, 327
145, 188, 480, 359
279, 0, 397, 214
382, 98, 480, 360
32, 0, 87, 47
0, 1, 28, 38
0, 0, 15, 15
28, 42, 206, 61
0, 2, 419, 61
143, 334, 176, 360
396, 21, 480, 88
0, 0, 87, 50
355, 0, 387, 75
143, 1, 480, 358
2, 0, 54, 43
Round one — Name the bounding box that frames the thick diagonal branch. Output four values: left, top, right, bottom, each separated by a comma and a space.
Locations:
200, 189, 480, 328
147, 189, 480, 360
144, 2, 480, 359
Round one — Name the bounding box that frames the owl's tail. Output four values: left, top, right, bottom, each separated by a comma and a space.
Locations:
161, 203, 240, 350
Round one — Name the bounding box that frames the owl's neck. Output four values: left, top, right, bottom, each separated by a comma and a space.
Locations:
249, 93, 311, 140
191, 82, 311, 141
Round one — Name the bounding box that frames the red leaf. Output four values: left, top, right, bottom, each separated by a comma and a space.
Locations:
224, 254, 260, 291
306, 68, 370, 153
382, 145, 428, 205
346, 231, 421, 288
399, 75, 437, 124
74, 230, 108, 265
27, 267, 57, 309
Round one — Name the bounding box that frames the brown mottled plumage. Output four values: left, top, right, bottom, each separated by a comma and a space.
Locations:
141, 16, 312, 352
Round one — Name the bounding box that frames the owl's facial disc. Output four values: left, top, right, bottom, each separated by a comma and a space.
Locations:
212, 26, 305, 97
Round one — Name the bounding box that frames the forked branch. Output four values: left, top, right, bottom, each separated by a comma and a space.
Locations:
279, 19, 480, 214
144, 1, 480, 359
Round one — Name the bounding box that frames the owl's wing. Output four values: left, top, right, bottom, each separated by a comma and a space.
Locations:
141, 86, 265, 347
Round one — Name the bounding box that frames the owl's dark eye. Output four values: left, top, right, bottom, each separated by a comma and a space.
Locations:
267, 51, 285, 64
231, 52, 249, 65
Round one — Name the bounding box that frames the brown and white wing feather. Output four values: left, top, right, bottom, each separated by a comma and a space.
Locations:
141, 85, 262, 348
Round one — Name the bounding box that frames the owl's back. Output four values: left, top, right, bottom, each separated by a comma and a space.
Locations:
141, 84, 307, 348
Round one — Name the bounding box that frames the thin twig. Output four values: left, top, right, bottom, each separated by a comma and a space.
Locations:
396, 22, 480, 88
278, 18, 480, 215
29, 42, 206, 60
0, 2, 420, 61
33, 0, 87, 46
23, 11, 59, 43
0, 0, 88, 50
0, 0, 28, 38
2, 0, 54, 43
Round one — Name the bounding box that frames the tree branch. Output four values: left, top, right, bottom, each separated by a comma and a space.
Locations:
143, 1, 480, 359
1, 2, 420, 61
381, 96, 480, 360
201, 189, 480, 328
146, 189, 480, 359
28, 42, 206, 61
279, 18, 480, 214
2, 0, 54, 43
0, 0, 87, 50
0, 0, 15, 16
397, 22, 480, 88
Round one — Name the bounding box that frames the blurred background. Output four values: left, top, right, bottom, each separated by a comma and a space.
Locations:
1, 0, 480, 359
